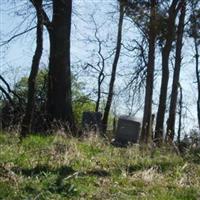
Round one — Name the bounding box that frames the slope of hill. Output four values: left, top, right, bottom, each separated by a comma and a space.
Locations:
0, 132, 200, 200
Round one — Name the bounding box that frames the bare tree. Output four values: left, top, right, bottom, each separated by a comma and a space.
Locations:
102, 1, 124, 134
177, 83, 183, 144
0, 1, 76, 133
188, 0, 200, 131
155, 0, 181, 144
20, 0, 44, 137
83, 15, 114, 113
120, 38, 147, 116
45, 0, 76, 133
140, 0, 157, 144
166, 0, 186, 142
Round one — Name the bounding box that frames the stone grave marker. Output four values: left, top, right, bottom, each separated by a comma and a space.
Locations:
82, 111, 102, 132
114, 116, 141, 145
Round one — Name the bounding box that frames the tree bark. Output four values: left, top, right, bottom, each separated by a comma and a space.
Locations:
20, 0, 43, 137
140, 0, 157, 144
188, 0, 200, 131
195, 39, 200, 131
155, 0, 180, 144
95, 71, 104, 112
166, 0, 186, 142
46, 0, 75, 133
102, 2, 124, 134
192, 5, 200, 131
95, 81, 101, 112
177, 83, 183, 144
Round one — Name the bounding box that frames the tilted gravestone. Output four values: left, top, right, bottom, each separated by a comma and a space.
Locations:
114, 116, 141, 145
82, 111, 102, 132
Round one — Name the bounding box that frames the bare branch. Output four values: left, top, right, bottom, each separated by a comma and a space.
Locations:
0, 75, 23, 103
0, 85, 14, 106
0, 26, 36, 46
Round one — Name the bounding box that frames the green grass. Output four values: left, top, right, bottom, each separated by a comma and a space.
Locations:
0, 132, 200, 200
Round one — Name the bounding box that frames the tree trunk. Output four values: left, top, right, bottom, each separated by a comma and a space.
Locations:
95, 70, 104, 112
95, 78, 101, 112
102, 2, 124, 134
166, 1, 186, 142
193, 12, 200, 131
20, 0, 43, 137
155, 0, 180, 144
189, 0, 200, 132
46, 0, 75, 133
177, 84, 183, 144
195, 39, 200, 131
140, 0, 157, 144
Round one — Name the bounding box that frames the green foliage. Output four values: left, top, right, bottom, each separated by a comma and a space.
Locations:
0, 132, 200, 199
8, 70, 95, 125
72, 75, 95, 124
13, 69, 48, 103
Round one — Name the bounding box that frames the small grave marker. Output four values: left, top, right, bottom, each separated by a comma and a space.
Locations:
82, 111, 102, 132
114, 116, 141, 145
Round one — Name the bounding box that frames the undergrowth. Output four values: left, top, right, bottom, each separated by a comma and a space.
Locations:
0, 132, 200, 200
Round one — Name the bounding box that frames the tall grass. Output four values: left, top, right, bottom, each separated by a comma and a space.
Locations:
0, 132, 200, 199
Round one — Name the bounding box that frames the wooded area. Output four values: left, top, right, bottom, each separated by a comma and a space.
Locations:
0, 0, 200, 199
0, 0, 199, 145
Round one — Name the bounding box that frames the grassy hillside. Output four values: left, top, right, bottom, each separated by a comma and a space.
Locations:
0, 132, 200, 200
